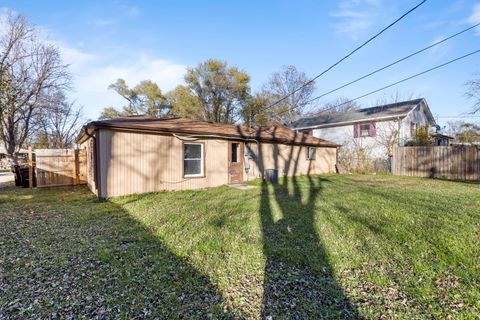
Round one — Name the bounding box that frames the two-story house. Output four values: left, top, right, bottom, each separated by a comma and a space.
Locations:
291, 98, 438, 164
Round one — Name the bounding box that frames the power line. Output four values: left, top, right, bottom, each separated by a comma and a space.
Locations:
284, 49, 480, 118
306, 22, 480, 105
266, 0, 428, 110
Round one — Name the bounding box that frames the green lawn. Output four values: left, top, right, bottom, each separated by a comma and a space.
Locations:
0, 175, 479, 319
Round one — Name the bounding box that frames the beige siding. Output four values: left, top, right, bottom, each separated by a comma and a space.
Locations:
244, 142, 337, 181
98, 129, 229, 197
96, 129, 337, 197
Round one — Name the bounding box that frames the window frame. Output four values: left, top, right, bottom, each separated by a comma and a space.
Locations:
182, 142, 205, 178
231, 142, 240, 163
410, 122, 417, 137
306, 146, 316, 160
359, 123, 371, 137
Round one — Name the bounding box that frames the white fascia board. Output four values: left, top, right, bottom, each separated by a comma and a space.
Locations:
294, 114, 409, 131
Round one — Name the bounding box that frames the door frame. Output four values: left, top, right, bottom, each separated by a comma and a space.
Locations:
228, 141, 244, 184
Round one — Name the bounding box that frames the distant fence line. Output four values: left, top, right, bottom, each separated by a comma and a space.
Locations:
35, 149, 87, 187
392, 146, 480, 180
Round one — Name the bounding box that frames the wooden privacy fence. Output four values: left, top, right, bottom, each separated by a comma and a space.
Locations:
392, 146, 480, 180
35, 149, 87, 187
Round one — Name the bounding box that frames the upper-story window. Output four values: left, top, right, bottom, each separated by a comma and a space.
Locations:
410, 122, 417, 137
360, 124, 370, 137
354, 122, 376, 138
300, 129, 313, 135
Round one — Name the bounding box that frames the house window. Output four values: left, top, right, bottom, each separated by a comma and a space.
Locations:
231, 143, 239, 163
360, 124, 370, 137
300, 129, 313, 135
183, 143, 204, 177
354, 122, 376, 138
307, 146, 316, 160
410, 122, 416, 137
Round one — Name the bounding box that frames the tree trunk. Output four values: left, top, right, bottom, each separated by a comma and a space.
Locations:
5, 152, 18, 165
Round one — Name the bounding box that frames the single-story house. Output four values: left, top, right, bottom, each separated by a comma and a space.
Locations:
76, 116, 338, 198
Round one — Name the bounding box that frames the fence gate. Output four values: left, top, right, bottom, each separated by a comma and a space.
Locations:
392, 146, 480, 180
35, 149, 87, 187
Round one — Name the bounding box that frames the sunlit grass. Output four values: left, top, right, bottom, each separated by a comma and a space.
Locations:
1, 175, 479, 319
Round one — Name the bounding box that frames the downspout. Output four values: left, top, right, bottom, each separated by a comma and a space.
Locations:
84, 126, 101, 197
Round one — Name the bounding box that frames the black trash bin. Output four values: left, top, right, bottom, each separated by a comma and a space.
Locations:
11, 165, 36, 188
11, 165, 22, 186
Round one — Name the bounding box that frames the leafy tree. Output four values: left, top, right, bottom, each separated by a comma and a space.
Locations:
0, 12, 70, 164
99, 79, 168, 119
241, 91, 279, 127
447, 121, 480, 144
264, 65, 316, 125
184, 59, 250, 124
166, 85, 203, 119
99, 106, 123, 120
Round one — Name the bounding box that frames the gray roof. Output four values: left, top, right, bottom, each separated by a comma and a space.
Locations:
292, 98, 426, 128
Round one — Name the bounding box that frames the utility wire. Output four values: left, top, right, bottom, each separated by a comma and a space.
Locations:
285, 49, 480, 118
266, 0, 428, 110
306, 22, 480, 104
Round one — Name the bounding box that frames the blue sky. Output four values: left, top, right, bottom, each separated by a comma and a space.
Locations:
2, 0, 480, 126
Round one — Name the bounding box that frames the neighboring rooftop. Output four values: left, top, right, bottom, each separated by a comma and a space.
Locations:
77, 116, 338, 147
0, 146, 28, 154
292, 98, 431, 129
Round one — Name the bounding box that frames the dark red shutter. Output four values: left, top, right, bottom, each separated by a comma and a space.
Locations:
369, 122, 376, 137
353, 124, 359, 138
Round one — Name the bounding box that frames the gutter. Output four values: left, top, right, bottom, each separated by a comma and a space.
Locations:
85, 123, 339, 148
81, 126, 101, 198
294, 113, 410, 131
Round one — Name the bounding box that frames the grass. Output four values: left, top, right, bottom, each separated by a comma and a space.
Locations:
0, 175, 479, 319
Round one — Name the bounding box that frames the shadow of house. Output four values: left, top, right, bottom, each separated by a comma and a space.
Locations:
254, 131, 359, 318
0, 186, 238, 319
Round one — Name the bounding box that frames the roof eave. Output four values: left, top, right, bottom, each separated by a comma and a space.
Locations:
293, 113, 410, 130
84, 122, 339, 148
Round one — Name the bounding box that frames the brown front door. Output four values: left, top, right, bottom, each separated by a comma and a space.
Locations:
228, 141, 244, 184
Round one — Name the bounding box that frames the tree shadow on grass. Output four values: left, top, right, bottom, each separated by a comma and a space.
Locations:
0, 186, 238, 319
258, 140, 359, 319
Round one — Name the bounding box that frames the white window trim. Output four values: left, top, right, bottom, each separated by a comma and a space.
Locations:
307, 146, 316, 160
360, 124, 370, 137
184, 143, 204, 178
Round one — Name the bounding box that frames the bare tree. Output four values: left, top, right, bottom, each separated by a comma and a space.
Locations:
309, 97, 359, 116
373, 93, 414, 157
36, 91, 83, 148
0, 12, 70, 164
338, 137, 374, 174
375, 120, 401, 157
465, 75, 480, 114
264, 65, 315, 125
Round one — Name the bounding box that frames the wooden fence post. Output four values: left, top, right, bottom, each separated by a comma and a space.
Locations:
73, 149, 78, 186
28, 146, 33, 189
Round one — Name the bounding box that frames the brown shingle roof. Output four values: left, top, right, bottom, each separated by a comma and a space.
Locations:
78, 117, 338, 147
